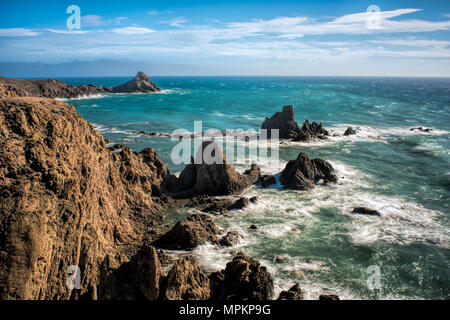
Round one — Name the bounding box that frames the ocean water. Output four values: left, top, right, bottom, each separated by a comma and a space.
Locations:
62, 76, 449, 299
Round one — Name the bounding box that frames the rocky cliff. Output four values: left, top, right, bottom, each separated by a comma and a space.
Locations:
0, 71, 160, 99
0, 97, 168, 299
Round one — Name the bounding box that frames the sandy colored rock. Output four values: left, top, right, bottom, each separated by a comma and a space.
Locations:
163, 256, 210, 300
0, 97, 168, 300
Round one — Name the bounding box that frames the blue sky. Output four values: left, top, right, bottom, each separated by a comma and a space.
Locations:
0, 0, 449, 76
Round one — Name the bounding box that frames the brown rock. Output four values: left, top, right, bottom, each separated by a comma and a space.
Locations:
261, 105, 300, 139
163, 256, 210, 300
222, 252, 273, 300
277, 283, 304, 300
0, 97, 168, 300
219, 231, 243, 247
154, 214, 219, 250
209, 270, 225, 301
280, 152, 337, 190
0, 72, 160, 99
162, 141, 260, 198
260, 175, 277, 188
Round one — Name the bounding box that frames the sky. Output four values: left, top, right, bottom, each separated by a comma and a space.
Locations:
0, 0, 449, 77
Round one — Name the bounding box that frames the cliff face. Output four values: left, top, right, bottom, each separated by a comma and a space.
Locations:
0, 72, 160, 99
0, 97, 168, 299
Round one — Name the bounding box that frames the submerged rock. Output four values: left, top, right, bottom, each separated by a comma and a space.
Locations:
163, 256, 210, 300
201, 197, 250, 214
277, 283, 304, 300
154, 214, 219, 250
280, 152, 338, 190
343, 126, 356, 136
261, 105, 300, 139
351, 207, 381, 216
162, 141, 260, 198
249, 224, 258, 230
410, 126, 433, 133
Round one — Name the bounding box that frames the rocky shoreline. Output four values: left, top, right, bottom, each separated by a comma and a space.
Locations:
0, 79, 357, 300
0, 71, 160, 99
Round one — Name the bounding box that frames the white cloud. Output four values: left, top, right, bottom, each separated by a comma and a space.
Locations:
0, 28, 40, 37
147, 11, 159, 15
160, 17, 189, 27
112, 27, 156, 35
47, 29, 89, 35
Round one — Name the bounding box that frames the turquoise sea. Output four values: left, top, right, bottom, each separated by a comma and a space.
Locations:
62, 76, 449, 299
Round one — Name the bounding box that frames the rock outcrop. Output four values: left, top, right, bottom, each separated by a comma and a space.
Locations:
154, 214, 219, 250
261, 106, 329, 142
219, 231, 243, 247
212, 252, 273, 300
293, 120, 329, 142
163, 256, 210, 300
112, 71, 160, 93
0, 72, 160, 99
343, 126, 356, 136
260, 175, 277, 188
162, 141, 261, 198
201, 197, 250, 214
0, 97, 168, 299
319, 294, 340, 300
277, 283, 304, 300
261, 105, 300, 139
280, 152, 337, 190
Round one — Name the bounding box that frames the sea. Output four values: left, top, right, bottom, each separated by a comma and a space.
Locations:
60, 76, 449, 299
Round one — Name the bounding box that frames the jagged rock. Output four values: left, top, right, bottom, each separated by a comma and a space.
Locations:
0, 72, 160, 99
112, 71, 160, 93
343, 126, 356, 136
351, 207, 381, 216
319, 294, 340, 300
261, 105, 300, 139
154, 214, 219, 250
221, 252, 273, 300
219, 231, 243, 247
0, 97, 168, 299
280, 152, 337, 190
260, 175, 276, 188
277, 284, 304, 300
163, 256, 210, 300
293, 120, 329, 142
209, 270, 225, 301
162, 141, 260, 198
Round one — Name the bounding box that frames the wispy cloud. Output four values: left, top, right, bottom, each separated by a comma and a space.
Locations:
0, 28, 40, 37
160, 17, 189, 27
82, 15, 109, 27
111, 27, 156, 35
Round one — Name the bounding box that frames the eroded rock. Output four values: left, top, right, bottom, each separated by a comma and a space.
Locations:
277, 283, 304, 300
261, 105, 300, 139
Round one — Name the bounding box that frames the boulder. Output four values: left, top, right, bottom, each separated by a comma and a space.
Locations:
162, 141, 261, 198
280, 152, 338, 190
261, 105, 300, 139
154, 214, 219, 250
209, 270, 225, 301
201, 197, 249, 214
293, 120, 329, 142
221, 252, 274, 300
343, 126, 356, 136
260, 175, 277, 188
219, 231, 243, 247
249, 224, 258, 230
351, 207, 381, 216
277, 283, 304, 300
163, 256, 210, 300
